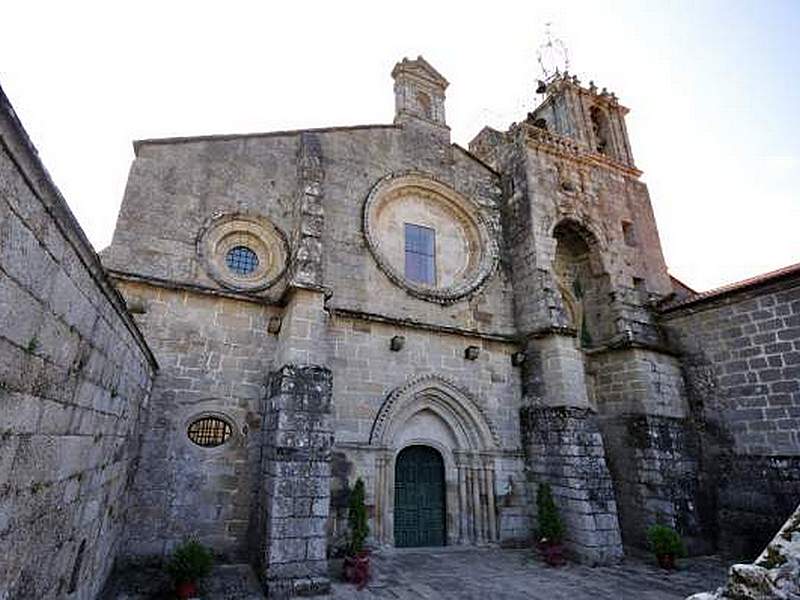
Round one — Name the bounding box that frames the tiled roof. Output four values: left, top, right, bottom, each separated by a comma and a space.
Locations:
661, 262, 800, 312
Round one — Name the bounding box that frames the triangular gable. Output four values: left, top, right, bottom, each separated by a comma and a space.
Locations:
392, 55, 449, 88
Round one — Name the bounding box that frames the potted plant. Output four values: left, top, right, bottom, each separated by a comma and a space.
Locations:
343, 477, 370, 589
166, 539, 214, 599
536, 482, 566, 566
646, 523, 686, 570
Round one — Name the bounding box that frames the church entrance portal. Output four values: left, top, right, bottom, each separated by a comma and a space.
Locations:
394, 445, 446, 548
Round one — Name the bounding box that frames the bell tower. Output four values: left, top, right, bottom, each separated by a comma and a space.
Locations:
391, 56, 449, 129
529, 73, 635, 168
470, 45, 704, 556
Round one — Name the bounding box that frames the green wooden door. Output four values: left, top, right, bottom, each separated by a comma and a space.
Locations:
394, 445, 445, 548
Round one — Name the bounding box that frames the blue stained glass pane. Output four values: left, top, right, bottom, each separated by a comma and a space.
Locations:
226, 245, 259, 275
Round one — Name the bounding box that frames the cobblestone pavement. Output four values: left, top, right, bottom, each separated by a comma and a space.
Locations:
329, 547, 728, 600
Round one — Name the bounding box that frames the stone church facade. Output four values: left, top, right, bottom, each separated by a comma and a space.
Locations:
1, 57, 799, 598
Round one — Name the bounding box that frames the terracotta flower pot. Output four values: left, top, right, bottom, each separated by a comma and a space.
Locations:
538, 541, 566, 567
175, 580, 198, 599
656, 553, 675, 570
344, 551, 370, 589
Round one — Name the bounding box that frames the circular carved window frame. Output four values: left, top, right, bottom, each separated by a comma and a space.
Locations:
363, 171, 499, 304
197, 213, 289, 292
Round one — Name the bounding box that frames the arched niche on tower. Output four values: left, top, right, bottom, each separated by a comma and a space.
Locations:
552, 219, 613, 348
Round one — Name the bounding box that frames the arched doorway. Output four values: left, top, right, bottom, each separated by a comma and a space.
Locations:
394, 445, 446, 547
370, 374, 499, 547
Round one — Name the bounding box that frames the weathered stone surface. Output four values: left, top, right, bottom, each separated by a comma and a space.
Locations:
687, 502, 800, 600
118, 283, 279, 561
521, 405, 624, 564
662, 276, 800, 557
260, 364, 333, 598
4, 55, 800, 599
0, 85, 156, 599
329, 547, 727, 600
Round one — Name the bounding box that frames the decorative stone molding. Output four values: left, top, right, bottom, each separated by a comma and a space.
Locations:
197, 212, 289, 292
368, 373, 501, 547
368, 372, 499, 449
290, 132, 325, 288
363, 171, 499, 304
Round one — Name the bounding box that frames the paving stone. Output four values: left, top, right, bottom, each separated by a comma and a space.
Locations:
329, 548, 727, 600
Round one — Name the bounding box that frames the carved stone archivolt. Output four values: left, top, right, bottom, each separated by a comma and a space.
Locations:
368, 373, 501, 547
197, 212, 289, 291
363, 171, 499, 304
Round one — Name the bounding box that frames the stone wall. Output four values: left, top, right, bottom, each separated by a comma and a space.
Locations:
0, 86, 156, 598
470, 121, 672, 339
112, 279, 282, 560
521, 405, 624, 564
101, 86, 526, 560
104, 124, 515, 337
588, 348, 707, 552
661, 272, 800, 557
323, 313, 529, 547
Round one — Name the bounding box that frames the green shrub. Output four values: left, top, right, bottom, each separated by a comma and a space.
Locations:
646, 524, 686, 557
166, 539, 214, 583
536, 482, 564, 543
348, 477, 369, 555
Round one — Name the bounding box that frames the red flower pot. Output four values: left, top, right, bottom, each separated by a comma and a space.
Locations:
538, 541, 566, 567
656, 553, 676, 570
175, 580, 198, 599
344, 551, 370, 589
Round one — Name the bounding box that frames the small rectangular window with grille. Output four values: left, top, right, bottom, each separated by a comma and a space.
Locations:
404, 223, 436, 285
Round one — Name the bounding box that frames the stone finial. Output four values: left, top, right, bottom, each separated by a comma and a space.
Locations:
392, 55, 449, 127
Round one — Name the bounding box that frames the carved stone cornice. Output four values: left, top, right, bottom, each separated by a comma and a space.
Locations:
514, 122, 642, 178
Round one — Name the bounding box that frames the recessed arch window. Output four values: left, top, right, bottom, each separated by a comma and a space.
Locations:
187, 416, 233, 448
589, 105, 612, 156
416, 92, 432, 119
362, 172, 499, 304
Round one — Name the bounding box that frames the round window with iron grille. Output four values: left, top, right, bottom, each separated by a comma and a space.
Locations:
187, 416, 233, 448
197, 213, 289, 292
226, 245, 259, 275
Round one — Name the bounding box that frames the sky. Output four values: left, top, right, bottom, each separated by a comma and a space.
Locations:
1, 0, 798, 292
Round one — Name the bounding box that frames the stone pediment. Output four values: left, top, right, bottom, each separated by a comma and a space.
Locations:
391, 55, 449, 88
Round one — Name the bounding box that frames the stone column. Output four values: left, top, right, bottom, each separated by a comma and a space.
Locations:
374, 455, 386, 543
458, 464, 468, 543
471, 465, 484, 544
484, 464, 497, 542
466, 468, 476, 542
261, 364, 333, 599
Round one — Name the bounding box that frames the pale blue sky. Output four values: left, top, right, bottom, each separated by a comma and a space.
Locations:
1, 0, 798, 291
